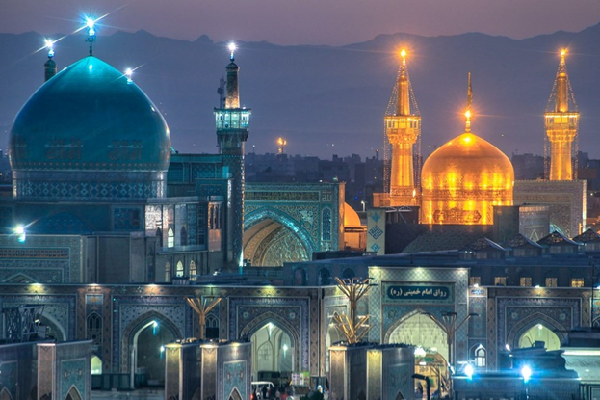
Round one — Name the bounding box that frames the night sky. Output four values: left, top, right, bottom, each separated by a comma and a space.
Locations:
1, 0, 600, 45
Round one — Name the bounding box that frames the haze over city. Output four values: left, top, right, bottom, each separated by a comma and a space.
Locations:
2, 0, 600, 45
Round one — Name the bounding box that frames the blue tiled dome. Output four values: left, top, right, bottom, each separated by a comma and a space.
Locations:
9, 57, 171, 201
10, 56, 170, 172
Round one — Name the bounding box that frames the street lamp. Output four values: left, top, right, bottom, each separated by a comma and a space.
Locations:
521, 365, 532, 399
426, 311, 479, 369
412, 373, 431, 400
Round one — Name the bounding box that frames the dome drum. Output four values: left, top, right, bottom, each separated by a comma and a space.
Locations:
12, 170, 166, 202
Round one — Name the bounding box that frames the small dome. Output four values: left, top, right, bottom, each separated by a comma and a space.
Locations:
421, 133, 514, 225
343, 203, 361, 227
10, 56, 170, 172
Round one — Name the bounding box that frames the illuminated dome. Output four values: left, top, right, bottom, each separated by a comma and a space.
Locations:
9, 56, 171, 201
421, 133, 514, 225
344, 203, 361, 227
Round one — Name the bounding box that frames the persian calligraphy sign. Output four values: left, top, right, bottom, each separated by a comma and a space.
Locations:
382, 282, 454, 304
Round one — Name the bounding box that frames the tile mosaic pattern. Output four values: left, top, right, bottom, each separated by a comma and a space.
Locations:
369, 267, 469, 361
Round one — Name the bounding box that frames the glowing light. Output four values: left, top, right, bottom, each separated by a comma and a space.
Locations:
44, 39, 55, 58
153, 320, 158, 328
560, 48, 567, 57
537, 324, 543, 330
521, 365, 532, 383
124, 67, 133, 84
228, 41, 236, 60
465, 110, 471, 120
505, 344, 511, 352
464, 364, 474, 380
160, 345, 165, 353
400, 49, 406, 58
13, 226, 26, 243
414, 346, 427, 357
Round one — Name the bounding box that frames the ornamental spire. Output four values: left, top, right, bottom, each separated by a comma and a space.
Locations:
465, 72, 473, 133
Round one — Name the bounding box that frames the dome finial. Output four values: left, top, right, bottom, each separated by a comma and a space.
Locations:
84, 15, 97, 56
465, 72, 473, 133
228, 42, 236, 62
43, 39, 57, 81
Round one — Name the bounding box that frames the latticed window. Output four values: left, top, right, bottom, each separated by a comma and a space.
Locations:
545, 277, 558, 287
571, 278, 585, 288
520, 277, 532, 287
176, 261, 184, 277
87, 312, 102, 346
470, 277, 481, 286
494, 277, 507, 286
475, 346, 486, 367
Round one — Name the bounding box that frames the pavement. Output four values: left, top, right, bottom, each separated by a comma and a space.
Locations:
91, 389, 164, 399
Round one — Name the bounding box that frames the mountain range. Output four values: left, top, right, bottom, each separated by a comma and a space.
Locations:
1, 24, 600, 160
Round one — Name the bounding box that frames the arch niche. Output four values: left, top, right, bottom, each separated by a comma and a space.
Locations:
65, 386, 82, 400
386, 311, 449, 396
507, 312, 566, 351
228, 387, 243, 400
123, 311, 181, 387
242, 314, 299, 382
244, 208, 315, 267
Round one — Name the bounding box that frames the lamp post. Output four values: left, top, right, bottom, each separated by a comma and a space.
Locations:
426, 311, 479, 369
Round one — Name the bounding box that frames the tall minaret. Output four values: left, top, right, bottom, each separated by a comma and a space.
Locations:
214, 42, 251, 267
545, 49, 579, 180
384, 49, 421, 205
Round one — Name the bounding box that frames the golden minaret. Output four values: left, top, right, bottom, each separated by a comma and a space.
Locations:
545, 49, 579, 181
384, 49, 421, 205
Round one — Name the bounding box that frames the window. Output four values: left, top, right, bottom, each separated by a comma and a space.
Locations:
545, 277, 558, 287
494, 277, 507, 286
190, 260, 197, 280
475, 345, 486, 367
165, 262, 171, 282
86, 313, 102, 346
206, 314, 219, 339
176, 261, 184, 277
571, 278, 585, 288
520, 277, 532, 287
470, 277, 481, 286
168, 227, 174, 248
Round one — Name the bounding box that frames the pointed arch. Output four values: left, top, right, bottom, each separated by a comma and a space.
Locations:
0, 388, 13, 400
228, 387, 243, 400
175, 260, 184, 277
240, 311, 301, 373
507, 312, 567, 350
245, 207, 317, 254
65, 386, 82, 400
120, 310, 182, 374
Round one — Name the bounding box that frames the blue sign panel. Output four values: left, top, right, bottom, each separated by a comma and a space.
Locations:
383, 282, 454, 304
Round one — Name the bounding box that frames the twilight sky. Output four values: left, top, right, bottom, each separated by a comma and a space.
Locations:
1, 0, 600, 45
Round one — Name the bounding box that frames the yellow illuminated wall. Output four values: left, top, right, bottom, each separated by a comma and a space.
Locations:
421, 133, 514, 225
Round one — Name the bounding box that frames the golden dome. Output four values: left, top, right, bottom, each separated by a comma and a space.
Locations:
421, 133, 514, 225
344, 202, 361, 227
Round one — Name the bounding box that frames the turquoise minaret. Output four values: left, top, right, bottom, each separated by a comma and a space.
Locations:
214, 42, 251, 266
